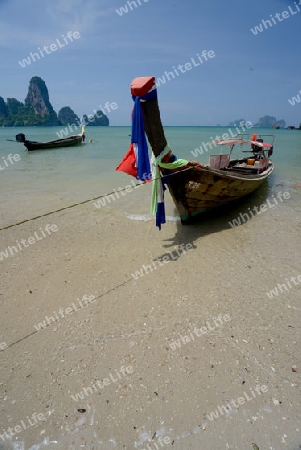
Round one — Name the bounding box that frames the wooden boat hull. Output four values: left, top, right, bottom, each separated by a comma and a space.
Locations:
126, 77, 276, 226
164, 162, 274, 221
24, 135, 82, 151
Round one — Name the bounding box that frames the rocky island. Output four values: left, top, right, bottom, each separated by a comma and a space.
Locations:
0, 76, 109, 127
228, 116, 286, 129
254, 115, 285, 129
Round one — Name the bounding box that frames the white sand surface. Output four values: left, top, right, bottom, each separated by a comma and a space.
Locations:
0, 198, 300, 450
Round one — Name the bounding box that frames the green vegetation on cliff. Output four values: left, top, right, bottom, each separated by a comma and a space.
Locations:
58, 106, 80, 126
0, 77, 59, 126
82, 110, 109, 126
0, 99, 59, 127
0, 77, 109, 127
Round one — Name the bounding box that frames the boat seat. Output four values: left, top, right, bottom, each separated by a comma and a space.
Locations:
209, 154, 230, 169
229, 166, 259, 174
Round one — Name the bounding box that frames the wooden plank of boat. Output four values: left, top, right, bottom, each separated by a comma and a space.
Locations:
171, 165, 274, 212
131, 76, 275, 224
15, 133, 83, 151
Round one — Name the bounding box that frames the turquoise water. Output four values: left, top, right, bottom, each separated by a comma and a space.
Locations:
0, 126, 300, 229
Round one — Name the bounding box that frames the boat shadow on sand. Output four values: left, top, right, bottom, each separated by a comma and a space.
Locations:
159, 180, 272, 262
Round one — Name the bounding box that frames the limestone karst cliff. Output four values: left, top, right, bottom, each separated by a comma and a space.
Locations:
0, 77, 109, 127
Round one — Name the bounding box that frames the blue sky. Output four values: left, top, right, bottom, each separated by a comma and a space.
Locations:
0, 0, 300, 126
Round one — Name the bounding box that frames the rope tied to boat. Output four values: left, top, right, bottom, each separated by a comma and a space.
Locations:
0, 168, 194, 232
150, 144, 202, 224
150, 145, 190, 213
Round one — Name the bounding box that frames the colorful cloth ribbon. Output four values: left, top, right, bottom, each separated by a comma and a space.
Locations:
151, 145, 190, 229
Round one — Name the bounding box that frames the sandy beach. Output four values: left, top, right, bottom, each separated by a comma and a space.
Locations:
1, 187, 300, 450
1, 0, 301, 446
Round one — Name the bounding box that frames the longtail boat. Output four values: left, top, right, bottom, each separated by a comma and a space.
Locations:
15, 133, 83, 151
117, 76, 275, 227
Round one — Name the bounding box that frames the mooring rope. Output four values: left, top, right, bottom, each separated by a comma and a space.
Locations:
0, 183, 147, 231
5, 277, 133, 350
0, 166, 193, 232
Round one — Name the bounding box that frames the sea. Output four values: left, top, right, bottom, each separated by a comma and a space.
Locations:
0, 126, 301, 450
0, 126, 301, 230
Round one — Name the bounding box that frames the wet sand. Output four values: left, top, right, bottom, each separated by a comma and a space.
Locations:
0, 194, 300, 450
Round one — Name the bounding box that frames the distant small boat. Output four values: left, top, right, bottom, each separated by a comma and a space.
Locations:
15, 133, 82, 151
